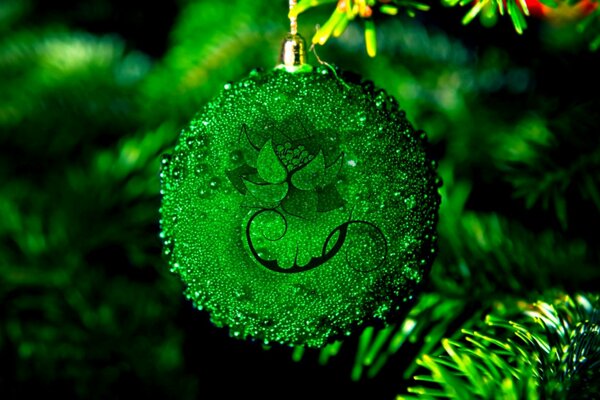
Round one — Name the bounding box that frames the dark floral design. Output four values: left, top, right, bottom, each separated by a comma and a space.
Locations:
226, 125, 346, 219
226, 123, 387, 274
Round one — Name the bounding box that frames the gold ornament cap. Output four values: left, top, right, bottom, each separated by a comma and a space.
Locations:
277, 33, 312, 72
276, 0, 312, 73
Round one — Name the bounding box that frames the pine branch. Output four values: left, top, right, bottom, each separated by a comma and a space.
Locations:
0, 25, 197, 397
289, 292, 482, 381
349, 293, 479, 381
399, 293, 600, 399
579, 4, 600, 50
141, 1, 290, 126
493, 109, 600, 230
435, 211, 599, 295
290, 0, 430, 57
293, 0, 600, 54
434, 164, 599, 298
0, 0, 27, 32
0, 29, 149, 164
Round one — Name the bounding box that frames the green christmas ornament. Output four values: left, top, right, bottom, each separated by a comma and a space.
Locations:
160, 29, 440, 347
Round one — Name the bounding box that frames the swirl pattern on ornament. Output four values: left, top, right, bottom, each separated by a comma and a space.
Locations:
232, 122, 388, 274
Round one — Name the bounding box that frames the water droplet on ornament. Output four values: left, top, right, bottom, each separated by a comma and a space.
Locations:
209, 177, 221, 189
172, 166, 182, 179
404, 196, 416, 209
229, 150, 243, 163
362, 80, 375, 93
170, 262, 181, 273
195, 149, 209, 162
317, 65, 329, 75
199, 188, 211, 199
163, 239, 174, 257
374, 91, 387, 109
194, 163, 209, 177
249, 68, 263, 77
161, 154, 171, 170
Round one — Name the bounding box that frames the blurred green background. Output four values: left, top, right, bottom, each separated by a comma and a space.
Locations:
1, 0, 599, 398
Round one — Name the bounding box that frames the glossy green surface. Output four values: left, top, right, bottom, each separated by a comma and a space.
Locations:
160, 66, 439, 347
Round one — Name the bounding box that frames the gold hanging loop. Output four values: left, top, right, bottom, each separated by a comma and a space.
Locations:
278, 0, 311, 71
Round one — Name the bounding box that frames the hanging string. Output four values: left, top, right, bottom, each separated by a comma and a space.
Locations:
290, 0, 298, 35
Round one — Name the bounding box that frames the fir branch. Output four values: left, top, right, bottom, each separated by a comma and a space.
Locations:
435, 211, 599, 295
451, 0, 599, 37
434, 164, 599, 298
579, 5, 600, 50
349, 293, 481, 381
0, 30, 148, 162
0, 27, 191, 396
289, 292, 482, 381
494, 109, 600, 230
399, 293, 600, 399
290, 0, 430, 57
295, 0, 600, 53
0, 0, 28, 32
141, 1, 289, 125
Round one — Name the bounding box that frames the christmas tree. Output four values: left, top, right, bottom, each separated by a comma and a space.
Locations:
1, 0, 598, 398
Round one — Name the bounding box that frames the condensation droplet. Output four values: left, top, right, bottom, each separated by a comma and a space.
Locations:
209, 177, 221, 189
194, 163, 209, 177
230, 150, 243, 163
198, 188, 212, 199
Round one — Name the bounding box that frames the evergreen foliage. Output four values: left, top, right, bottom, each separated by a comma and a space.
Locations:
0, 0, 598, 398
